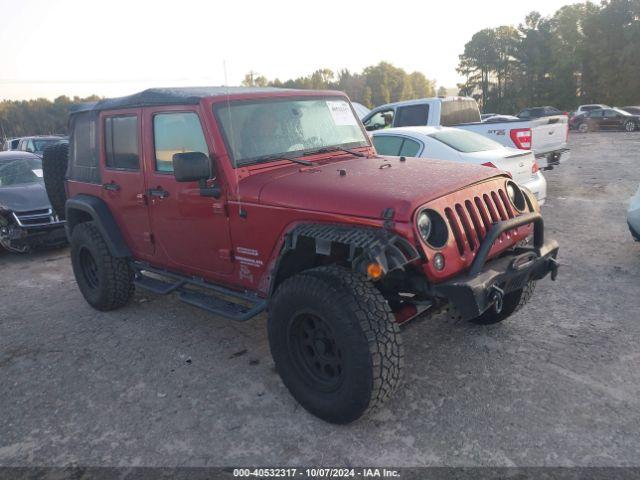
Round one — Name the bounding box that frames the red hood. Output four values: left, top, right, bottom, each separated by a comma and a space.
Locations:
234, 156, 503, 222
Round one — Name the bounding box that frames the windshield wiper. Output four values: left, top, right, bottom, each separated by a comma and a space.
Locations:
253, 154, 312, 166
303, 146, 366, 157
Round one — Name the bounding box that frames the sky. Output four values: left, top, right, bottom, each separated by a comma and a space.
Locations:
0, 0, 583, 101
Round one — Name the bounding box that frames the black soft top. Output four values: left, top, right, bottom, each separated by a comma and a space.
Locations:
70, 86, 308, 114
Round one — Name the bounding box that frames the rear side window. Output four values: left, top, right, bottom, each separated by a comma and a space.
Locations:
440, 99, 481, 126
372, 135, 404, 155
399, 138, 421, 156
153, 112, 208, 173
373, 135, 422, 157
69, 111, 100, 184
430, 129, 501, 153
105, 116, 139, 170
395, 105, 429, 127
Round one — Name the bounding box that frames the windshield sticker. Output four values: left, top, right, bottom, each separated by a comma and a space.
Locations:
326, 100, 358, 126
32, 169, 43, 178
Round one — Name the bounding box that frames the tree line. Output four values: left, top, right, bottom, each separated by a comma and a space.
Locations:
1, 63, 434, 139
457, 0, 640, 113
241, 62, 436, 108
0, 95, 100, 139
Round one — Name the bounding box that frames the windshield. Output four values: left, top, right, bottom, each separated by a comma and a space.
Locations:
429, 129, 502, 153
214, 97, 369, 167
0, 158, 43, 187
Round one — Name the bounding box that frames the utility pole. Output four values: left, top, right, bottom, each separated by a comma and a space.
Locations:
247, 70, 260, 86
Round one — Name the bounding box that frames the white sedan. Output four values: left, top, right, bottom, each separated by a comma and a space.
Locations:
371, 126, 547, 205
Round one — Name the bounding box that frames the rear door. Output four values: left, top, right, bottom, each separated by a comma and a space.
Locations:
99, 109, 155, 258
141, 106, 234, 277
588, 110, 605, 129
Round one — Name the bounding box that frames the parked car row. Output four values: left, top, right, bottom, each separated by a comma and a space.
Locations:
2, 135, 68, 156
361, 96, 570, 171
480, 103, 640, 133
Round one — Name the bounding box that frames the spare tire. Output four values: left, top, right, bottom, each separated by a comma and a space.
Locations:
42, 142, 69, 219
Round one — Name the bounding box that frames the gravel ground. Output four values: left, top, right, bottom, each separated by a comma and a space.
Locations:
1, 132, 639, 467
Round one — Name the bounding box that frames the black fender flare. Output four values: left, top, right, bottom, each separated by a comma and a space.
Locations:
269, 223, 420, 296
65, 194, 131, 257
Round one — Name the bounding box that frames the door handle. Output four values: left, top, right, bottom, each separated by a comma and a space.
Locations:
148, 187, 170, 199
102, 181, 120, 191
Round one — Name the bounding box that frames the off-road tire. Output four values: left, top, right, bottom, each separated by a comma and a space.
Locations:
70, 222, 134, 311
624, 121, 636, 132
470, 281, 536, 325
42, 142, 69, 219
268, 265, 403, 424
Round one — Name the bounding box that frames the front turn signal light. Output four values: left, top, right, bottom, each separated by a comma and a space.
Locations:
367, 262, 384, 280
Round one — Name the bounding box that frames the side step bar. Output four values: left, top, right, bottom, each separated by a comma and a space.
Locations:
178, 291, 266, 322
131, 262, 267, 322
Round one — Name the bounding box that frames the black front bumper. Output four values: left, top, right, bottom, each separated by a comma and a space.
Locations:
433, 213, 559, 321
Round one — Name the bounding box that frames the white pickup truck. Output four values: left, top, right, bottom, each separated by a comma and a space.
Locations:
361, 97, 570, 170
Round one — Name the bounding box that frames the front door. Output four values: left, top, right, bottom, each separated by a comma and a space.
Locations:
141, 106, 234, 277
100, 109, 155, 259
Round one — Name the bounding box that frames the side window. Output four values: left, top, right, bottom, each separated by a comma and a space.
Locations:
105, 116, 139, 170
519, 110, 530, 119
603, 110, 617, 118
395, 105, 429, 127
372, 135, 404, 156
153, 112, 208, 173
589, 110, 604, 118
399, 138, 421, 157
364, 109, 394, 131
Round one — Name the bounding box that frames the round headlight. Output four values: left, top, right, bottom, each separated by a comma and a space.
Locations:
417, 211, 432, 240
506, 180, 526, 211
416, 209, 449, 248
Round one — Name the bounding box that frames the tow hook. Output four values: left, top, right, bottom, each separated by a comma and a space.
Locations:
548, 257, 560, 281
489, 285, 505, 314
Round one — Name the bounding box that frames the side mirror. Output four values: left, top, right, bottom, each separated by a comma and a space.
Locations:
173, 152, 212, 182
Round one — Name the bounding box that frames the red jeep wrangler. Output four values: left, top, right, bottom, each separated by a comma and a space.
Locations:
44, 87, 559, 424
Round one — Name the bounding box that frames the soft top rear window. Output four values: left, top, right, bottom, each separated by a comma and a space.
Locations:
430, 129, 502, 153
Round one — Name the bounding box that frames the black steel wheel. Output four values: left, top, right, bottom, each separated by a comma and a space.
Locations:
288, 312, 344, 392
79, 246, 100, 290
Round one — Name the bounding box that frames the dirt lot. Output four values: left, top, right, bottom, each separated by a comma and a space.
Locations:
1, 132, 639, 467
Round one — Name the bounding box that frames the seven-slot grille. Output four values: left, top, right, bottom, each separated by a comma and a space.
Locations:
12, 208, 63, 228
443, 186, 521, 257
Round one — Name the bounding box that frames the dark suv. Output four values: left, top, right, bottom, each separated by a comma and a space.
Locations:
45, 87, 560, 423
